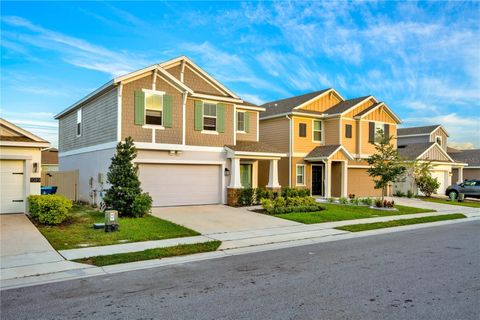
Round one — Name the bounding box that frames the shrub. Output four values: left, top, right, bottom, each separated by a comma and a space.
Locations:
350, 198, 360, 206
256, 188, 272, 202
28, 195, 72, 225
394, 190, 405, 197
406, 190, 414, 198
286, 196, 317, 207
360, 197, 373, 206
375, 198, 383, 208
274, 196, 286, 208
339, 197, 349, 204
327, 197, 336, 203
416, 176, 440, 197
271, 205, 325, 215
131, 193, 152, 218
281, 187, 310, 198
261, 198, 275, 213
237, 188, 255, 206
374, 198, 394, 208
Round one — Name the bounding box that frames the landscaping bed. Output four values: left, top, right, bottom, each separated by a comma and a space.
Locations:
74, 241, 221, 267
335, 214, 466, 232
34, 205, 199, 250
420, 197, 480, 208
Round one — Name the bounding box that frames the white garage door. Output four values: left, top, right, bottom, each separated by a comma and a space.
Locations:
431, 170, 448, 195
138, 164, 222, 207
0, 160, 25, 214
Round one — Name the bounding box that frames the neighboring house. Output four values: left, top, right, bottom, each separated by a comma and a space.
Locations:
55, 56, 285, 206
448, 148, 480, 181
394, 125, 466, 195
41, 148, 59, 172
0, 118, 50, 214
257, 88, 402, 197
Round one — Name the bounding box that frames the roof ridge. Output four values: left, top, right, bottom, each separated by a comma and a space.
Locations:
261, 88, 331, 107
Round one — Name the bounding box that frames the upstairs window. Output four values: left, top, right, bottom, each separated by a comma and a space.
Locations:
203, 103, 217, 131
313, 120, 322, 142
145, 92, 163, 126
436, 136, 442, 146
345, 124, 352, 138
76, 109, 82, 137
299, 123, 307, 137
237, 111, 245, 132
369, 122, 390, 143
374, 122, 384, 143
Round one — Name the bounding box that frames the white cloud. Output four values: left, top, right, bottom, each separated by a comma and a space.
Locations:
237, 93, 265, 105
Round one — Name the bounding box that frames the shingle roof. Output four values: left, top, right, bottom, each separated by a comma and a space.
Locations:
397, 125, 440, 136
323, 96, 372, 115
260, 89, 331, 118
448, 149, 480, 166
305, 145, 341, 159
238, 100, 259, 107
354, 102, 382, 117
225, 141, 282, 154
397, 142, 435, 160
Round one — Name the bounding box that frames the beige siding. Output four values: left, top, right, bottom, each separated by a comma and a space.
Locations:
331, 149, 348, 161
185, 98, 234, 147
430, 127, 448, 151
363, 107, 397, 123
331, 162, 342, 197
458, 168, 480, 181
344, 99, 375, 118
323, 118, 340, 146
359, 121, 397, 155
236, 110, 258, 142
292, 157, 311, 189
121, 73, 183, 144
418, 145, 450, 162
259, 117, 290, 153
298, 92, 342, 113
258, 157, 290, 188
347, 168, 382, 197
59, 88, 117, 152
293, 116, 322, 153
341, 119, 357, 154
0, 125, 22, 137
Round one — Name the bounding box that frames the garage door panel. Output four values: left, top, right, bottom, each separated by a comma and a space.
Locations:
1, 160, 25, 214
431, 170, 448, 195
139, 164, 222, 207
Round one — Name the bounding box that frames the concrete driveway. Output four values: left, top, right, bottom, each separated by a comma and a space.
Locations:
151, 205, 299, 234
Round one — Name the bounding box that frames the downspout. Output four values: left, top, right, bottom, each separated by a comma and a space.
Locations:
286, 114, 292, 187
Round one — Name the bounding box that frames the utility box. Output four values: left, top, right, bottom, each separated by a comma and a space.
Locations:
105, 210, 119, 232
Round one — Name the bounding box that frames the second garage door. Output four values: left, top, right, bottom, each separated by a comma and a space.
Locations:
138, 163, 222, 207
0, 160, 25, 214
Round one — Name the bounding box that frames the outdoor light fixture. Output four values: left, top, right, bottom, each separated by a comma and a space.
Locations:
32, 162, 38, 173
224, 168, 230, 176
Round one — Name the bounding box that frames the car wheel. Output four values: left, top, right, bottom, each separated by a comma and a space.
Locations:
448, 191, 458, 200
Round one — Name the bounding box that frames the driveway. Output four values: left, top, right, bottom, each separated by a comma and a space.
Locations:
391, 197, 480, 216
151, 205, 299, 234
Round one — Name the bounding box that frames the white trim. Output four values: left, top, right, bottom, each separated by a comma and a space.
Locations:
191, 93, 242, 104
293, 152, 309, 157
288, 115, 293, 187
76, 109, 82, 137
464, 166, 479, 169
293, 88, 345, 110
396, 133, 431, 138
434, 135, 443, 147
117, 84, 123, 141
304, 145, 354, 162
0, 141, 50, 148
348, 165, 371, 168
236, 110, 246, 133
235, 105, 265, 112
295, 164, 306, 186
224, 147, 286, 158
201, 130, 219, 135
260, 111, 327, 121
311, 119, 323, 143
142, 88, 165, 95
134, 142, 225, 153
429, 125, 450, 138
338, 96, 378, 116
182, 91, 187, 145
233, 104, 237, 145
143, 89, 164, 127
0, 118, 49, 143
142, 124, 165, 130
58, 141, 117, 157
134, 159, 224, 165
152, 69, 157, 90
0, 154, 33, 160
353, 102, 402, 124
417, 143, 455, 163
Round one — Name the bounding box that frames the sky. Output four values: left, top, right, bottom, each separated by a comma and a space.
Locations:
1, 1, 479, 149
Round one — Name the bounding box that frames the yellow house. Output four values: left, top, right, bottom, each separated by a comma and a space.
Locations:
258, 88, 402, 198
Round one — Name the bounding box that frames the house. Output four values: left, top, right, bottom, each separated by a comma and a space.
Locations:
257, 88, 402, 197
41, 148, 59, 172
55, 56, 285, 207
0, 118, 50, 214
448, 148, 480, 181
394, 125, 466, 195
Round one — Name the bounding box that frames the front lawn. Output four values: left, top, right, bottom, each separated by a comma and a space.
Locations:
336, 214, 466, 232
74, 241, 221, 266
273, 203, 435, 224
35, 205, 199, 250
420, 197, 480, 208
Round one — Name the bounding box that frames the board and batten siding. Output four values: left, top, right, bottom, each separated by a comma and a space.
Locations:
430, 127, 448, 151
298, 92, 342, 113
418, 145, 450, 162
59, 88, 118, 152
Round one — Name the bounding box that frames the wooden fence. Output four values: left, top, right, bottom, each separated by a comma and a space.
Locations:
41, 170, 78, 201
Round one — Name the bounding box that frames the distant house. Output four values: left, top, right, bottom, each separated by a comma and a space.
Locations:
448, 148, 480, 181
41, 148, 59, 172
394, 125, 467, 195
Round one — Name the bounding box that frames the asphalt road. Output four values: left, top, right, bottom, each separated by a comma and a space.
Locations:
2, 221, 479, 320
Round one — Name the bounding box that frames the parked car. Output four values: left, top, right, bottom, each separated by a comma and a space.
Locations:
445, 179, 480, 199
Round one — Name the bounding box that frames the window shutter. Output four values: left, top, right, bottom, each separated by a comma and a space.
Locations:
217, 103, 225, 133
384, 124, 390, 138
134, 91, 145, 125
244, 112, 250, 133
194, 100, 203, 131
368, 122, 375, 143
299, 123, 306, 137
345, 124, 352, 138
163, 95, 173, 128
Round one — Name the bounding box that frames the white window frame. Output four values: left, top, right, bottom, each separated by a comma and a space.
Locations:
236, 110, 246, 133
435, 135, 442, 146
374, 122, 384, 143
76, 109, 82, 137
202, 102, 217, 132
296, 164, 306, 186
143, 89, 165, 128
312, 120, 323, 143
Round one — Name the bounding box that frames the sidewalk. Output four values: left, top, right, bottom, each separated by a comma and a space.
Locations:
2, 199, 479, 290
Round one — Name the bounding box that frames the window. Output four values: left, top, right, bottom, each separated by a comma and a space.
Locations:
145, 92, 163, 126
345, 124, 352, 138
374, 122, 384, 143
237, 111, 245, 132
436, 136, 442, 146
203, 103, 217, 131
313, 120, 322, 142
299, 123, 307, 137
296, 165, 305, 185
76, 109, 82, 137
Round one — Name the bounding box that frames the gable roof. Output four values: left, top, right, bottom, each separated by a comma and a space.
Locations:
397, 125, 441, 137
0, 118, 50, 147
448, 149, 480, 167
304, 145, 354, 161
225, 141, 281, 154
353, 102, 402, 124
323, 96, 373, 115
260, 89, 332, 118
397, 142, 454, 163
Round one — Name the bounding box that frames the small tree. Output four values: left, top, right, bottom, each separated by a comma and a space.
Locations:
401, 159, 434, 196
103, 137, 152, 217
367, 129, 406, 202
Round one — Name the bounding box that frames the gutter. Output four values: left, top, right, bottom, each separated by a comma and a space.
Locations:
286, 114, 292, 187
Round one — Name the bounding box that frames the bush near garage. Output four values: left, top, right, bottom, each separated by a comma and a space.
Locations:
28, 194, 73, 225
261, 196, 324, 215
235, 187, 311, 206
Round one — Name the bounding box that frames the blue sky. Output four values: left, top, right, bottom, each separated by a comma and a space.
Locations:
1, 1, 479, 148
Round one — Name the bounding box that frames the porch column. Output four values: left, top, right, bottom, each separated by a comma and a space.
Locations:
325, 160, 332, 198
341, 161, 348, 197
457, 167, 464, 183
228, 158, 242, 189
266, 159, 281, 189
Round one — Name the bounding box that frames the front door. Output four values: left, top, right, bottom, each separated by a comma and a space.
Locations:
312, 165, 323, 196
240, 164, 252, 189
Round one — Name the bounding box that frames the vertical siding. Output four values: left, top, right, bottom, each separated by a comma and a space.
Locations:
259, 117, 290, 153
236, 110, 258, 142
59, 88, 118, 152
419, 145, 450, 161
298, 92, 341, 113
344, 99, 375, 118
323, 118, 340, 146
430, 127, 449, 151
363, 107, 397, 123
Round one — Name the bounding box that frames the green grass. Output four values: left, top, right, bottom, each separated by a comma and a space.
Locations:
336, 214, 466, 232
74, 241, 221, 266
35, 205, 199, 250
273, 203, 435, 224
421, 197, 480, 208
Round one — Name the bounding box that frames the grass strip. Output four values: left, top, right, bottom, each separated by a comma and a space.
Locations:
420, 197, 480, 208
336, 214, 466, 232
74, 241, 221, 266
